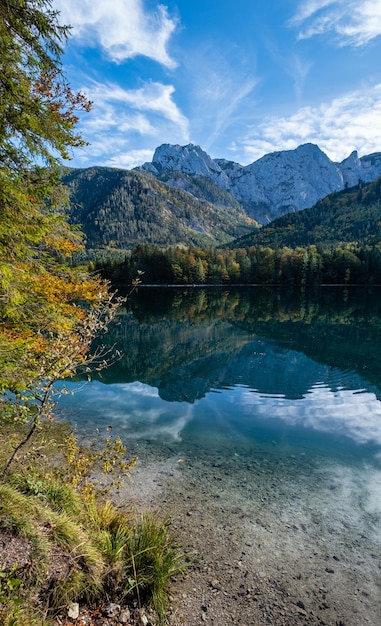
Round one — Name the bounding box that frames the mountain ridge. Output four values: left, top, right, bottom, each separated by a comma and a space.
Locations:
138, 142, 381, 223
62, 142, 381, 257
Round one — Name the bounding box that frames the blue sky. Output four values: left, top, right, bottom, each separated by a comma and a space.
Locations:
53, 0, 381, 169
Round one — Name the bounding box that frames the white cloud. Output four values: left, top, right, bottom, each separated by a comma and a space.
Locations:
84, 108, 155, 135
235, 83, 381, 163
53, 0, 178, 68
291, 0, 339, 24
69, 80, 189, 168
87, 81, 189, 137
105, 149, 155, 170
291, 0, 381, 47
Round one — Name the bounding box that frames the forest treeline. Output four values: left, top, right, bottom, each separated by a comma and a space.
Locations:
101, 241, 381, 286
96, 175, 381, 287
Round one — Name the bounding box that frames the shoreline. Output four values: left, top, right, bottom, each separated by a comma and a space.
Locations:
122, 283, 381, 289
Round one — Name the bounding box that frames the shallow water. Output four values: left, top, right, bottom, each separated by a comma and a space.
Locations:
56, 287, 381, 622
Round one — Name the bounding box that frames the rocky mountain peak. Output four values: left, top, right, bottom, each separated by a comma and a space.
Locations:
139, 142, 381, 224
150, 143, 230, 188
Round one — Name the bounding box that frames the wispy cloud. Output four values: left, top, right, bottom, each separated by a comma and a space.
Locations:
234, 83, 381, 163
283, 54, 313, 100
202, 76, 258, 151
71, 80, 189, 168
291, 0, 338, 23
53, 0, 178, 68
87, 81, 189, 135
184, 44, 258, 152
290, 0, 381, 47
264, 32, 313, 101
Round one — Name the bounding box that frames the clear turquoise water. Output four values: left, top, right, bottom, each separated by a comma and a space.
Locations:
56, 287, 381, 469
55, 287, 381, 623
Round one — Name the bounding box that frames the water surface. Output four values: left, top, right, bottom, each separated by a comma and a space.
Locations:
56, 287, 381, 622
57, 286, 381, 466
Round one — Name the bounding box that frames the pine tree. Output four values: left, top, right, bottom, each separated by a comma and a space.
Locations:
0, 0, 119, 473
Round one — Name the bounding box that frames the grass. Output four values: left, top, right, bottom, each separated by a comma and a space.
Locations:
0, 424, 187, 625
124, 513, 186, 623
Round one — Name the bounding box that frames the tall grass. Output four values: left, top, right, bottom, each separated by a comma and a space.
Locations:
0, 433, 186, 625
124, 513, 186, 623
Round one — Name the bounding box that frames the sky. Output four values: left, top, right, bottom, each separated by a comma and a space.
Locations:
52, 0, 381, 169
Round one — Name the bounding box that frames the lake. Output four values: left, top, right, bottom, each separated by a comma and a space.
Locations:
56, 286, 381, 624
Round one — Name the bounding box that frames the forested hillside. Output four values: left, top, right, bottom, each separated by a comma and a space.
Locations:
97, 177, 381, 287
63, 166, 258, 251
229, 176, 381, 249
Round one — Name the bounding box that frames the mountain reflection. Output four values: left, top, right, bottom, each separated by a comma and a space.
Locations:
55, 287, 381, 453
92, 286, 381, 403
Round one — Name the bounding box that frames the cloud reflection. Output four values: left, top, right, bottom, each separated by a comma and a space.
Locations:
58, 375, 381, 451
239, 385, 381, 446
59, 381, 194, 441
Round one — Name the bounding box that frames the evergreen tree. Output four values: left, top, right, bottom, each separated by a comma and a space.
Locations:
0, 0, 119, 473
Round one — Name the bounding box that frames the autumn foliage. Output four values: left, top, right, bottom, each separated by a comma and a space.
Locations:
0, 0, 119, 472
